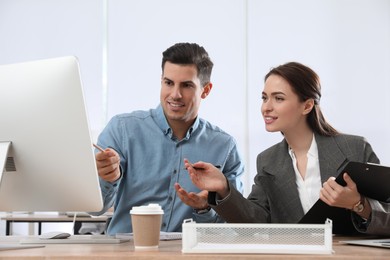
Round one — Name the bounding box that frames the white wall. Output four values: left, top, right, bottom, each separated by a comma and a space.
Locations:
0, 0, 105, 139
0, 0, 389, 234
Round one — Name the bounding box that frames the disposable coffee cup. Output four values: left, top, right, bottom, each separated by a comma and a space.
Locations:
130, 203, 164, 250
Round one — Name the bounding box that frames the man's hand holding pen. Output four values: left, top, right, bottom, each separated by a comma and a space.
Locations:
174, 183, 209, 210
94, 144, 121, 183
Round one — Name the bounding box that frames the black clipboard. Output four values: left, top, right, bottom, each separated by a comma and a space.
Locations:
299, 161, 390, 234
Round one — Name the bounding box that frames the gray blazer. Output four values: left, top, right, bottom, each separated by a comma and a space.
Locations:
210, 133, 390, 235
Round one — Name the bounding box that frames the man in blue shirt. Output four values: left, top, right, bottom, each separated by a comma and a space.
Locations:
94, 42, 244, 235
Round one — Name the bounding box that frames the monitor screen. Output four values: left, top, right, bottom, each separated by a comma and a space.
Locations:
0, 56, 103, 212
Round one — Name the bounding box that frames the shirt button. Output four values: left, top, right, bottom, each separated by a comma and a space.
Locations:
173, 169, 177, 174
168, 196, 172, 201
162, 223, 166, 227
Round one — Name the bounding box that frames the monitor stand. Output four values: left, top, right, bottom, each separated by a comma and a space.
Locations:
0, 141, 44, 250
0, 141, 11, 184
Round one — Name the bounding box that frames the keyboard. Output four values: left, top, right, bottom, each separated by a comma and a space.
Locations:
115, 231, 182, 241
0, 244, 45, 251
65, 212, 92, 217
19, 235, 130, 244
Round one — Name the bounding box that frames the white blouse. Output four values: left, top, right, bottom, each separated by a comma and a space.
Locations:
289, 135, 322, 214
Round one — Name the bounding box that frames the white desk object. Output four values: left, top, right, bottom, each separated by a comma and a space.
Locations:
182, 219, 333, 254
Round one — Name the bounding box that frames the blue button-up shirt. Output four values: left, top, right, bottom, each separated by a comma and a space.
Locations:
95, 105, 244, 235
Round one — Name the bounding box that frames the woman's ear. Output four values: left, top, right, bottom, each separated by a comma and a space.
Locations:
201, 83, 213, 99
303, 99, 315, 115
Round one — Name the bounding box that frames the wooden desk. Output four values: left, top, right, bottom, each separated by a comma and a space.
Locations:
1, 214, 108, 235
0, 236, 389, 259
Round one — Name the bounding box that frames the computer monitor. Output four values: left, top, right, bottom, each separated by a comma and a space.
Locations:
0, 56, 103, 212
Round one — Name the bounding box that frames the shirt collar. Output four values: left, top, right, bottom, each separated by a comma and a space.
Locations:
288, 133, 318, 159
152, 104, 200, 139
307, 134, 318, 158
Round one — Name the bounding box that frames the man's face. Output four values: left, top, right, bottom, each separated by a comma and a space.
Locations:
160, 62, 210, 127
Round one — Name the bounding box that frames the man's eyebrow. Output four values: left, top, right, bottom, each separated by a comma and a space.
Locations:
181, 80, 195, 85
162, 78, 195, 85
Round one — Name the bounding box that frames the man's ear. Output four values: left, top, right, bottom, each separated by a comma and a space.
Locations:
303, 99, 315, 115
201, 83, 212, 99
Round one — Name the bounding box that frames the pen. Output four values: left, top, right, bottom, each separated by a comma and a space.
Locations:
93, 143, 105, 152
184, 164, 221, 170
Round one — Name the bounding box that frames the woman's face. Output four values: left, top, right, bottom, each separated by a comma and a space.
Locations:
261, 74, 311, 134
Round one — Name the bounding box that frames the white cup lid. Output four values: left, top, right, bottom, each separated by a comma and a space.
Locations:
130, 203, 164, 215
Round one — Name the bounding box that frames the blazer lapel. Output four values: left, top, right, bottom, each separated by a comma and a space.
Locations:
315, 133, 349, 183
261, 140, 304, 221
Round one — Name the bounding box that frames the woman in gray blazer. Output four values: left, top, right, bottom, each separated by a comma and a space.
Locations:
184, 62, 389, 236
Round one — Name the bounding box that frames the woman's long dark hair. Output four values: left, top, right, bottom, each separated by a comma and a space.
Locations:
265, 62, 339, 136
